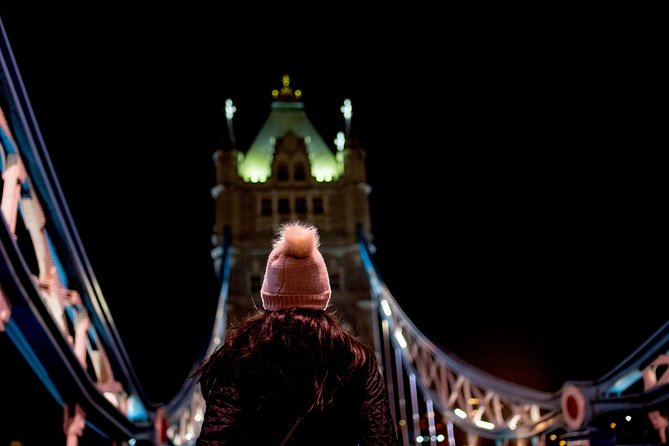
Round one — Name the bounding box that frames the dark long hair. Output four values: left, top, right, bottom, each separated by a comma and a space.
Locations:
197, 308, 371, 413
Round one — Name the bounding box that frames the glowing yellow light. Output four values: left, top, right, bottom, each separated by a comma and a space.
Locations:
295, 89, 302, 98
272, 89, 279, 98
398, 419, 406, 426
469, 398, 479, 405
610, 422, 616, 429
559, 441, 567, 446
241, 162, 271, 184
454, 408, 467, 419
380, 299, 392, 317
549, 435, 557, 441
282, 74, 290, 87
242, 83, 340, 184
474, 420, 495, 430
394, 329, 408, 349
625, 415, 632, 422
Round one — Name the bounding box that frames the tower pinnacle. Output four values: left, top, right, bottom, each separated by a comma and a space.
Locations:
272, 74, 302, 102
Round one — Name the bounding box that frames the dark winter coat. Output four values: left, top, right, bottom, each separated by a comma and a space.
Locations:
196, 335, 398, 445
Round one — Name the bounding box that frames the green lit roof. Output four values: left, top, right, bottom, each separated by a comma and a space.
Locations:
239, 101, 342, 183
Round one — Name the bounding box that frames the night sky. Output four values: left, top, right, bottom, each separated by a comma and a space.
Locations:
1, 13, 665, 405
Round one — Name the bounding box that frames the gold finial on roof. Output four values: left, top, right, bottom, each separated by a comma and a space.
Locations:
273, 74, 301, 102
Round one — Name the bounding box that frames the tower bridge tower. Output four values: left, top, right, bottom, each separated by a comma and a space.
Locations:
212, 75, 375, 346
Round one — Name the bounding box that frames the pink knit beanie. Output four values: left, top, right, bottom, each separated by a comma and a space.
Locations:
261, 222, 331, 311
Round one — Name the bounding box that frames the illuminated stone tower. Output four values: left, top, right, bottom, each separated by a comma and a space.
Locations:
212, 75, 375, 346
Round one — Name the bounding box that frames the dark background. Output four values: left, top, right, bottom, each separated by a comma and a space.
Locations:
1, 12, 666, 411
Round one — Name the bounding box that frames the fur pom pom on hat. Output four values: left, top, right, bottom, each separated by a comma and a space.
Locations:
261, 222, 331, 311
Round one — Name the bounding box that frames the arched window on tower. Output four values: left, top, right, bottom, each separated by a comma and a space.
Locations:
261, 198, 272, 216
313, 197, 324, 215
294, 163, 306, 181
278, 198, 290, 215
277, 163, 289, 181
295, 197, 307, 217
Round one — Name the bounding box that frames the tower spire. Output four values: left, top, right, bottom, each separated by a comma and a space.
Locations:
271, 74, 302, 102
224, 98, 237, 148
341, 98, 352, 140
334, 131, 345, 152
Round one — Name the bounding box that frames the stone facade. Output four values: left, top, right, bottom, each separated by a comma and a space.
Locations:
211, 92, 376, 348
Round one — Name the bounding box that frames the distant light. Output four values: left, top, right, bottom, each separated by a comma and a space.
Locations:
335, 131, 346, 151
394, 329, 408, 349
416, 436, 425, 443
251, 175, 259, 183
437, 434, 445, 442
316, 174, 325, 182
474, 419, 495, 430
225, 99, 236, 120
272, 89, 279, 98
559, 441, 567, 446
185, 433, 193, 440
380, 299, 392, 317
610, 422, 616, 429
549, 434, 557, 441
341, 99, 352, 119
129, 439, 136, 446
295, 89, 302, 98
625, 415, 632, 422
469, 398, 479, 405
454, 408, 467, 419
398, 419, 406, 426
